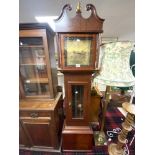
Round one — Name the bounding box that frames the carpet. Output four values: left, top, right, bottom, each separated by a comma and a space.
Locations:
19, 107, 135, 155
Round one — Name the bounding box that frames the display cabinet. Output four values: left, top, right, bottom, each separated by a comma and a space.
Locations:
54, 3, 104, 151
19, 23, 63, 152
19, 23, 58, 99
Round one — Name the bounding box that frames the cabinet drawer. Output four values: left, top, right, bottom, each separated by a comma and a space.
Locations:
20, 111, 51, 118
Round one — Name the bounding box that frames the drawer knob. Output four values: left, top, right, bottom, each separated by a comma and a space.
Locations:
30, 112, 38, 118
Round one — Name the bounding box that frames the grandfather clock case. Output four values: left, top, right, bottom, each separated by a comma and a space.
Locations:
54, 3, 104, 151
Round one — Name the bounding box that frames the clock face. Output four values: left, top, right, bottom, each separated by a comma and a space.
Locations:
64, 36, 93, 67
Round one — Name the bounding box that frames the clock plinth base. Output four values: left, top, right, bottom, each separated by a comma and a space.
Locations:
62, 125, 93, 151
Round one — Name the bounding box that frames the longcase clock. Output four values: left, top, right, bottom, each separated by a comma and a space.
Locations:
54, 3, 104, 151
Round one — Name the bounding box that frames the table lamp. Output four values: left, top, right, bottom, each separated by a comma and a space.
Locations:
93, 41, 135, 146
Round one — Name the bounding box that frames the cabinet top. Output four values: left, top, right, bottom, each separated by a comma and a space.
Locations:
19, 92, 62, 111
19, 23, 54, 34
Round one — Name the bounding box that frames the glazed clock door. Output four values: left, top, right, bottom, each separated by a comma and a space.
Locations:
65, 74, 91, 126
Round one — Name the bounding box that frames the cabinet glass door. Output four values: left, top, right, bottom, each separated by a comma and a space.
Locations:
19, 37, 49, 97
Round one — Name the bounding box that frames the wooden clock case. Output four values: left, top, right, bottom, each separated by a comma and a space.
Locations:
54, 4, 104, 151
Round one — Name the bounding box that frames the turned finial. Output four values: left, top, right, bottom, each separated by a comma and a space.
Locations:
76, 2, 81, 13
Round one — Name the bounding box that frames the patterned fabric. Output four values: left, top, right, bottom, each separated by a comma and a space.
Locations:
93, 42, 135, 91
19, 107, 135, 155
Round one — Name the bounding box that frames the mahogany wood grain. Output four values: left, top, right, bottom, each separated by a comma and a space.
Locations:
19, 121, 30, 147
21, 118, 52, 147
89, 95, 101, 122
20, 111, 51, 117
62, 125, 93, 151
19, 92, 61, 110
54, 4, 104, 33
19, 92, 64, 150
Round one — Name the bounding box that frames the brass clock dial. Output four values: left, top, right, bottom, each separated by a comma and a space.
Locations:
64, 37, 92, 67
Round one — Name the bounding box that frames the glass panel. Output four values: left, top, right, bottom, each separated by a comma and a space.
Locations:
71, 85, 84, 118
19, 37, 49, 97
19, 47, 45, 65
24, 83, 49, 96
20, 37, 43, 46
64, 37, 93, 67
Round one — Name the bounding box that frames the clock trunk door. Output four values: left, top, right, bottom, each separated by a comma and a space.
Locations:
66, 80, 90, 126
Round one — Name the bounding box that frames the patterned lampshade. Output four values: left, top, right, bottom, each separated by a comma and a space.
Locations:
94, 41, 135, 90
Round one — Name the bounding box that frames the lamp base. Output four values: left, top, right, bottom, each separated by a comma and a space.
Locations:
93, 131, 107, 146
108, 143, 124, 155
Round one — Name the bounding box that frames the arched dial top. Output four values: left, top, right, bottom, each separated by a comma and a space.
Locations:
54, 3, 105, 33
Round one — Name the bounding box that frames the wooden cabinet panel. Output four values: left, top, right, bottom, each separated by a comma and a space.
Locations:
21, 118, 52, 147
89, 95, 101, 122
20, 111, 51, 117
62, 132, 93, 150
19, 122, 29, 146
19, 93, 64, 150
